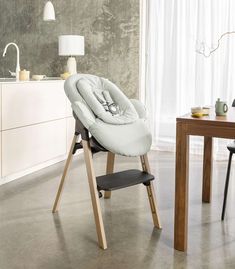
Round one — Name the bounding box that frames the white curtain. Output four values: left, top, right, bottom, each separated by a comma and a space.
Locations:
141, 0, 235, 159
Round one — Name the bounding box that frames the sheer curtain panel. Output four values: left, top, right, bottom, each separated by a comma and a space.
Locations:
141, 0, 235, 158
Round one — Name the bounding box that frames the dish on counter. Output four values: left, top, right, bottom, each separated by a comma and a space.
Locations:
32, 75, 46, 81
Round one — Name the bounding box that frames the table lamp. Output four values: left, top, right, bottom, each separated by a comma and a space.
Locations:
58, 35, 85, 74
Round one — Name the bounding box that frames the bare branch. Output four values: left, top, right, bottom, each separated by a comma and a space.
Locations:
196, 31, 235, 57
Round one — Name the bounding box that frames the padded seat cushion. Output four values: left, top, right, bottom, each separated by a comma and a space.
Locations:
89, 119, 152, 157
77, 78, 138, 125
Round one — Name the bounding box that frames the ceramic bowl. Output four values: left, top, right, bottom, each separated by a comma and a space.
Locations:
191, 107, 203, 114
202, 107, 210, 115
191, 107, 210, 115
32, 75, 46, 81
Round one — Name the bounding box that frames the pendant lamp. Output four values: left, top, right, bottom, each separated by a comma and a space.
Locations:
43, 1, 56, 21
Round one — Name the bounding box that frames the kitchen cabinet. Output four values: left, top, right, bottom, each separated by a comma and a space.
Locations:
0, 80, 75, 185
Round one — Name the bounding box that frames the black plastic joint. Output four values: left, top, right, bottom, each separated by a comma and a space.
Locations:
143, 181, 151, 186
72, 142, 83, 155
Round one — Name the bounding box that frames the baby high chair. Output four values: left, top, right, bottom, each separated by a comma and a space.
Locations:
52, 74, 161, 249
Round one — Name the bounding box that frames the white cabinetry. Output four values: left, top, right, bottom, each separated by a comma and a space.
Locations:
0, 80, 74, 185
66, 97, 76, 152
2, 82, 67, 130
0, 84, 2, 179
2, 119, 67, 177
67, 117, 76, 151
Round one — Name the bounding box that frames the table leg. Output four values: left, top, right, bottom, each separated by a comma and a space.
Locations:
174, 122, 189, 251
202, 136, 213, 203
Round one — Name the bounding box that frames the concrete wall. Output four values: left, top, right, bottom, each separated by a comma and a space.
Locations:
0, 0, 139, 97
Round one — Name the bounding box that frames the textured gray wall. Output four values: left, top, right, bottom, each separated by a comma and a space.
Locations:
0, 0, 139, 97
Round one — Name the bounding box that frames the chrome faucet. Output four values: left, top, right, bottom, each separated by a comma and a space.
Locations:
2, 42, 21, 81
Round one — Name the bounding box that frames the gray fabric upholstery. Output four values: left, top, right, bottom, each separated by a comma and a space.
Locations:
89, 119, 152, 157
64, 74, 152, 156
130, 99, 147, 119
72, 101, 96, 129
77, 77, 138, 125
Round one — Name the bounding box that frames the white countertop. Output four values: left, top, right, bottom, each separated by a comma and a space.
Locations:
0, 77, 64, 84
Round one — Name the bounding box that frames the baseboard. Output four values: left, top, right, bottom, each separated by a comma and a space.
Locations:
0, 150, 82, 186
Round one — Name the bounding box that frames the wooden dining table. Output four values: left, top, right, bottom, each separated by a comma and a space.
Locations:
174, 107, 235, 251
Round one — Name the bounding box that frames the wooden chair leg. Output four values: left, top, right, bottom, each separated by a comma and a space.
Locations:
104, 152, 115, 199
52, 135, 77, 213
140, 154, 162, 229
82, 140, 107, 249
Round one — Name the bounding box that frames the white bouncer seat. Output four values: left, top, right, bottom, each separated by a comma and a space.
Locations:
64, 74, 152, 156
52, 74, 161, 250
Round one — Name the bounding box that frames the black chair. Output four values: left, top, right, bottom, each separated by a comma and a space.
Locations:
221, 99, 235, 220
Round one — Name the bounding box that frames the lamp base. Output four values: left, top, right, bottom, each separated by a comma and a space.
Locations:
67, 57, 77, 74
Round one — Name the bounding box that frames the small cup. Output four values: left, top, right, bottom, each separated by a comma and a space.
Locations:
32, 75, 46, 81
19, 69, 30, 81
215, 98, 228, 116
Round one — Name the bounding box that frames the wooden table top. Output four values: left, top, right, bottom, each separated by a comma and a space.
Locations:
177, 107, 235, 127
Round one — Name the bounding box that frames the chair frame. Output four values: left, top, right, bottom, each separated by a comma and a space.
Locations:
221, 99, 235, 220
221, 151, 233, 220
52, 118, 161, 249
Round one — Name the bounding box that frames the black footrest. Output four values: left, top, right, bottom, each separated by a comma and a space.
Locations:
97, 169, 154, 191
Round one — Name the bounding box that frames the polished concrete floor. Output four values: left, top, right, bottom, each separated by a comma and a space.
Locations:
1, 151, 235, 269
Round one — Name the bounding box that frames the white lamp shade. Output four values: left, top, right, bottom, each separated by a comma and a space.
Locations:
58, 35, 85, 56
43, 1, 55, 21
